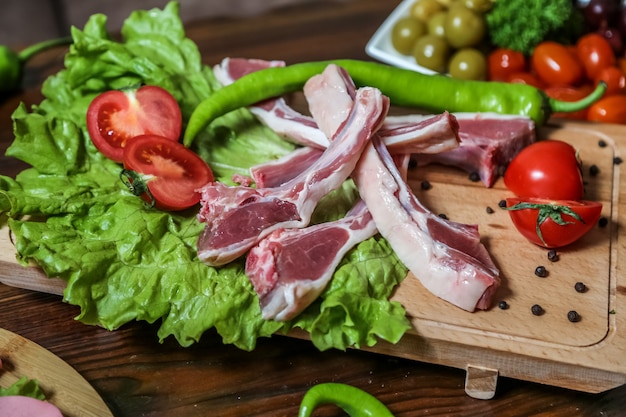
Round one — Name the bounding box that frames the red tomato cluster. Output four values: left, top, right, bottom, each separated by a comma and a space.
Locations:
86, 85, 214, 211
488, 34, 626, 124
502, 140, 603, 248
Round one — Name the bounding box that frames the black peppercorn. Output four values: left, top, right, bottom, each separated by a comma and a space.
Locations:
598, 139, 607, 148
420, 180, 432, 190
438, 213, 448, 220
589, 164, 600, 176
531, 304, 544, 316
598, 217, 608, 227
486, 206, 494, 214
469, 172, 480, 182
567, 310, 581, 322
574, 282, 588, 293
498, 199, 507, 208
534, 266, 548, 278
614, 156, 623, 165
547, 250, 559, 262
498, 300, 509, 310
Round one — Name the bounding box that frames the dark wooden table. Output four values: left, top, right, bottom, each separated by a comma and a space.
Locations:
1, 0, 625, 415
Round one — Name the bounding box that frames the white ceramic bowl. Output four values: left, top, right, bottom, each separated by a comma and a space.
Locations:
365, 0, 439, 74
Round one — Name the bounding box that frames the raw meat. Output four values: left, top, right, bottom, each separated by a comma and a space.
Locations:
388, 113, 536, 187
353, 135, 500, 311
196, 86, 389, 266
245, 200, 377, 321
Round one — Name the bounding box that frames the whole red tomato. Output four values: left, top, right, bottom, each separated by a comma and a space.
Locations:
122, 135, 214, 211
577, 33, 616, 80
543, 85, 593, 120
86, 85, 182, 162
594, 66, 626, 95
587, 94, 626, 124
506, 71, 545, 89
504, 140, 584, 200
505, 197, 603, 248
488, 48, 526, 81
531, 41, 585, 87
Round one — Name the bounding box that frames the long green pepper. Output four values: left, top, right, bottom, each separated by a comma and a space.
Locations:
298, 383, 395, 417
183, 59, 607, 146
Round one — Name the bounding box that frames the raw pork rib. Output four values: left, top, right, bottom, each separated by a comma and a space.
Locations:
196, 86, 389, 266
245, 200, 377, 321
389, 113, 536, 187
353, 135, 500, 311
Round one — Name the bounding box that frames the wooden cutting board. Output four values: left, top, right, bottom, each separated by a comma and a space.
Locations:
1, 119, 625, 399
0, 327, 113, 416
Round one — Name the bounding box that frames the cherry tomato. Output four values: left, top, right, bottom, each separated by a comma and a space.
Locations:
531, 41, 585, 87
543, 85, 593, 120
504, 140, 584, 201
594, 66, 626, 95
487, 48, 526, 81
505, 197, 603, 248
587, 94, 626, 124
86, 85, 182, 162
506, 71, 545, 89
577, 33, 616, 80
122, 135, 214, 211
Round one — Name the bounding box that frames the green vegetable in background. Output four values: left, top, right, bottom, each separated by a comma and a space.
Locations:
0, 2, 410, 352
298, 383, 395, 417
0, 37, 72, 94
182, 59, 607, 146
0, 376, 45, 400
485, 0, 585, 55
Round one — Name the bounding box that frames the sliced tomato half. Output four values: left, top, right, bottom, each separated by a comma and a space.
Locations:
86, 85, 182, 162
122, 135, 214, 211
505, 197, 603, 248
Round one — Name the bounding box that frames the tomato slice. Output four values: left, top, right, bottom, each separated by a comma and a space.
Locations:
505, 197, 603, 248
503, 140, 584, 201
122, 135, 214, 211
86, 85, 182, 162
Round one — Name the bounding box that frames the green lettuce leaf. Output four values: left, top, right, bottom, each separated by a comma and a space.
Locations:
0, 1, 410, 351
0, 376, 46, 400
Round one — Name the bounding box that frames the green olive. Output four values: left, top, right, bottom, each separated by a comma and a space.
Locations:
444, 5, 485, 48
391, 17, 427, 55
427, 10, 448, 38
463, 0, 494, 13
412, 34, 450, 73
410, 0, 444, 23
448, 48, 487, 80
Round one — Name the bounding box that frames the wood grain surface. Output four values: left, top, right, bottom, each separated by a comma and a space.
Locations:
2, 0, 626, 416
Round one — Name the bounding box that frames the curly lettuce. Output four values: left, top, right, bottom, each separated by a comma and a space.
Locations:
0, 2, 410, 351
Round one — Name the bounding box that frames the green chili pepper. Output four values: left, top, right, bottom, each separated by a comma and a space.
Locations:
182, 59, 607, 147
298, 382, 395, 417
0, 37, 72, 94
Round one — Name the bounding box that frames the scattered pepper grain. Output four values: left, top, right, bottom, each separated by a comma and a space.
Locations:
567, 310, 581, 322
498, 199, 507, 208
574, 282, 588, 293
589, 164, 600, 176
498, 300, 509, 310
598, 139, 607, 148
469, 172, 480, 182
486, 206, 495, 214
420, 180, 432, 190
534, 265, 548, 278
614, 156, 623, 165
598, 217, 608, 227
547, 250, 559, 262
531, 304, 544, 316
438, 213, 449, 220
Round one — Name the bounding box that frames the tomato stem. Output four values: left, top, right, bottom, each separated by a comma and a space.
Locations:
504, 202, 585, 246
120, 169, 156, 208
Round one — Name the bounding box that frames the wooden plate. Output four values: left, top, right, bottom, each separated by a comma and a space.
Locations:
1, 119, 625, 399
0, 327, 113, 416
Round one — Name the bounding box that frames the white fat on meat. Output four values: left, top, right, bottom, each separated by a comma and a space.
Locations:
245, 200, 377, 321
196, 86, 389, 266
353, 135, 500, 312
